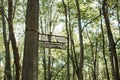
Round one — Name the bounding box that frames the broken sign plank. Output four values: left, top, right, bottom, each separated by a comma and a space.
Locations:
39, 35, 49, 41
55, 36, 67, 44
40, 42, 66, 50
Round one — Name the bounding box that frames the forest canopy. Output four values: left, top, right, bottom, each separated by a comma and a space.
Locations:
0, 0, 120, 80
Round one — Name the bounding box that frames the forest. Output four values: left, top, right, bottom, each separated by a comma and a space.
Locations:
0, 0, 120, 80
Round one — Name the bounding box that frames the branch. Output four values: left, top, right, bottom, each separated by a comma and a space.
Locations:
83, 14, 101, 30
13, 0, 18, 19
82, 1, 119, 31
0, 6, 9, 23
53, 63, 66, 80
115, 38, 120, 45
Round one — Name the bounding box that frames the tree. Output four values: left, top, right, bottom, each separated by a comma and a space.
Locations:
74, 0, 84, 80
100, 9, 110, 80
102, 0, 120, 80
0, 0, 12, 80
0, 0, 120, 80
22, 0, 39, 80
62, 0, 70, 80
8, 0, 20, 80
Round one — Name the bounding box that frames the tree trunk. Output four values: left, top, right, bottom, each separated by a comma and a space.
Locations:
40, 15, 47, 80
48, 38, 51, 80
48, 4, 52, 79
100, 9, 110, 80
62, 0, 70, 80
93, 39, 98, 80
1, 0, 12, 80
43, 49, 47, 80
67, 1, 76, 80
75, 0, 84, 80
8, 0, 20, 80
22, 0, 39, 80
86, 28, 94, 80
102, 0, 120, 80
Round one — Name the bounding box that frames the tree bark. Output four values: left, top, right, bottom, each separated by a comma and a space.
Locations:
22, 0, 39, 80
102, 0, 120, 80
8, 0, 20, 80
48, 35, 51, 80
43, 49, 47, 80
86, 28, 95, 80
100, 9, 110, 80
93, 39, 98, 80
48, 4, 53, 79
62, 0, 70, 80
1, 0, 12, 80
75, 0, 84, 80
67, 1, 77, 80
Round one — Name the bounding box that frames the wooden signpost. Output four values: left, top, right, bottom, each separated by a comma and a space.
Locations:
39, 34, 67, 50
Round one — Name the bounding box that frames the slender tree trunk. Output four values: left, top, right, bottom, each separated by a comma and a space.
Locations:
48, 4, 53, 79
48, 34, 51, 80
22, 0, 39, 80
93, 39, 98, 80
40, 17, 47, 80
100, 9, 110, 80
62, 0, 70, 80
67, 1, 76, 80
86, 28, 94, 80
68, 7, 79, 79
102, 0, 120, 80
48, 3, 53, 79
1, 0, 12, 80
40, 18, 47, 80
75, 0, 84, 80
93, 49, 97, 80
48, 48, 51, 80
43, 49, 47, 80
8, 0, 20, 80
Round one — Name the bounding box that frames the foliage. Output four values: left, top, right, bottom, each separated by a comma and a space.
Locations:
0, 0, 120, 80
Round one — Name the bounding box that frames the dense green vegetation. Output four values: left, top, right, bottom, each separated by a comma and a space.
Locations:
0, 0, 120, 80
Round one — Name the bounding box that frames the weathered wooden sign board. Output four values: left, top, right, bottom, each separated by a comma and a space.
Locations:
39, 34, 67, 50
